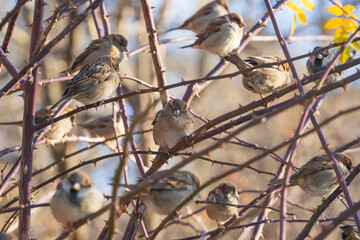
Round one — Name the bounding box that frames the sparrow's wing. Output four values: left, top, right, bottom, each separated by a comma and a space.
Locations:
70, 38, 108, 70
245, 56, 290, 72
290, 156, 333, 183
151, 110, 165, 125
181, 5, 214, 28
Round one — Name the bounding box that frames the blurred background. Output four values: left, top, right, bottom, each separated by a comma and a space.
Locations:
0, 0, 359, 239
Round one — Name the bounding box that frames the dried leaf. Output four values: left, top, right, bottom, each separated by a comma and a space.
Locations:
296, 8, 307, 25
301, 0, 314, 10
323, 17, 343, 29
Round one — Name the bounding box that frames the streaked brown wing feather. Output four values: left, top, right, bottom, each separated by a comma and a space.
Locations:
70, 39, 108, 70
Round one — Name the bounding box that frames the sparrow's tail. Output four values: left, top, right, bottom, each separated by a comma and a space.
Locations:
165, 26, 180, 33
180, 44, 194, 49
60, 68, 76, 76
50, 97, 66, 111
0, 120, 23, 126
225, 54, 251, 71
268, 177, 296, 187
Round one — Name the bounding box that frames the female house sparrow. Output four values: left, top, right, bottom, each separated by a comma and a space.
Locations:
341, 225, 360, 240
206, 182, 239, 225
225, 54, 292, 95
181, 13, 245, 57
306, 46, 342, 85
0, 105, 75, 140
123, 170, 200, 215
269, 153, 353, 197
62, 34, 128, 75
51, 55, 121, 110
50, 171, 104, 225
152, 98, 194, 151
167, 0, 230, 34
79, 113, 125, 150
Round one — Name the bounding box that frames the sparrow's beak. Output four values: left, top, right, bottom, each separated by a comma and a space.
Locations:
174, 110, 180, 116
240, 23, 246, 28
72, 183, 81, 191
122, 46, 128, 52
225, 193, 231, 199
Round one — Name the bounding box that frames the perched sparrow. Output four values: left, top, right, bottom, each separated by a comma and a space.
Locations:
341, 225, 360, 240
206, 182, 239, 225
0, 105, 75, 140
122, 170, 200, 215
79, 113, 125, 150
152, 98, 194, 151
181, 13, 245, 57
167, 0, 230, 34
269, 153, 353, 197
225, 54, 292, 95
306, 46, 342, 85
51, 55, 121, 110
50, 171, 104, 225
62, 34, 128, 75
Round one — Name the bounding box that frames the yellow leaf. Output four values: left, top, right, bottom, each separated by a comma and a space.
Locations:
350, 41, 360, 51
290, 14, 296, 36
339, 46, 350, 63
296, 8, 307, 25
348, 12, 358, 20
343, 4, 355, 12
301, 0, 314, 10
334, 27, 348, 40
286, 1, 297, 11
323, 17, 343, 29
342, 19, 358, 32
327, 5, 343, 16
334, 36, 348, 43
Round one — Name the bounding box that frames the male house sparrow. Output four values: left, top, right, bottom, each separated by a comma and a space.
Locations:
122, 170, 200, 215
50, 171, 104, 225
181, 13, 245, 57
306, 46, 342, 85
79, 113, 125, 150
341, 225, 360, 240
225, 54, 292, 95
206, 182, 239, 225
62, 34, 128, 75
167, 0, 230, 34
152, 98, 194, 151
51, 55, 121, 110
0, 105, 75, 140
269, 153, 353, 197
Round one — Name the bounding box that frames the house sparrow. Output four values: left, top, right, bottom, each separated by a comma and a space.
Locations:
62, 34, 128, 75
181, 13, 245, 57
167, 0, 230, 34
306, 46, 342, 85
51, 55, 121, 110
225, 54, 292, 95
50, 171, 104, 225
122, 170, 200, 215
152, 98, 194, 151
341, 225, 360, 240
79, 113, 125, 150
0, 105, 75, 140
269, 153, 353, 197
206, 182, 239, 225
